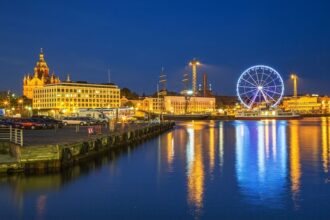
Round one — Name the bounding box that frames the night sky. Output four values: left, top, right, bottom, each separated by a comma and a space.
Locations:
0, 0, 330, 96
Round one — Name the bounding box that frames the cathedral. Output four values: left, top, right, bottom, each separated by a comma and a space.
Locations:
23, 49, 61, 99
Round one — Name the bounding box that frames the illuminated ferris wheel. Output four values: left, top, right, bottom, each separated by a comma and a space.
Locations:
237, 65, 284, 109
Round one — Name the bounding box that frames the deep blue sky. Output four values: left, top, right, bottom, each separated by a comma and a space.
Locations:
0, 0, 330, 96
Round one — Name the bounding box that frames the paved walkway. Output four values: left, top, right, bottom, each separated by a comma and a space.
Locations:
23, 123, 151, 147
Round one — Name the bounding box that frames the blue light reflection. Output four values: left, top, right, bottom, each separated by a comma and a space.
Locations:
235, 120, 287, 208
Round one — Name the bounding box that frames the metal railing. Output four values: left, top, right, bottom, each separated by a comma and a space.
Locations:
0, 127, 11, 142
0, 126, 23, 146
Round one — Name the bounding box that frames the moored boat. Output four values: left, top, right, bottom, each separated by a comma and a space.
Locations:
161, 113, 210, 121
235, 110, 302, 120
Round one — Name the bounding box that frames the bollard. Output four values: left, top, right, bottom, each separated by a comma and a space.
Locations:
76, 125, 80, 133
15, 129, 18, 144
87, 127, 94, 137
9, 126, 12, 141
95, 125, 101, 135
20, 129, 23, 147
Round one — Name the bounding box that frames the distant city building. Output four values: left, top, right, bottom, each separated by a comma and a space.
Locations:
142, 97, 164, 113
23, 49, 61, 99
164, 96, 215, 114
33, 82, 120, 115
136, 95, 215, 114
320, 96, 330, 113
282, 95, 330, 113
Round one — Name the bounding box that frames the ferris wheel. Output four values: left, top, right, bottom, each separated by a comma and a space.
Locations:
237, 65, 284, 109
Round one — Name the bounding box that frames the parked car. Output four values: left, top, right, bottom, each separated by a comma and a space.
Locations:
0, 118, 15, 128
62, 117, 88, 126
31, 115, 64, 128
76, 117, 99, 125
29, 118, 52, 129
13, 118, 45, 130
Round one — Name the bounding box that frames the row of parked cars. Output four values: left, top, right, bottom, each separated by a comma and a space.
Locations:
0, 116, 106, 130
61, 117, 102, 126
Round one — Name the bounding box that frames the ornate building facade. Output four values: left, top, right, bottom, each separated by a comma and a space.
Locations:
33, 82, 121, 115
135, 95, 215, 114
23, 49, 60, 99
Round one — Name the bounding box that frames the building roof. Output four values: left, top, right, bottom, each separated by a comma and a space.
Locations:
41, 81, 119, 89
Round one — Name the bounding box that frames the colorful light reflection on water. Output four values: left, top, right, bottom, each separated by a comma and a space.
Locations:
0, 118, 330, 219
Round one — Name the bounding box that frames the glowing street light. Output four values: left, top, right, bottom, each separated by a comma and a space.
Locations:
291, 73, 298, 98
186, 90, 193, 95
18, 99, 24, 113
189, 59, 201, 96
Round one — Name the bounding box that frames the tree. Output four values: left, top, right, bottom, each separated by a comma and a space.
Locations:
120, 88, 139, 99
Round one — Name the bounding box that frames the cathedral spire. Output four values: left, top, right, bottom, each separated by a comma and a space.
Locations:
34, 48, 49, 78
66, 74, 71, 82
23, 50, 60, 99
39, 48, 45, 61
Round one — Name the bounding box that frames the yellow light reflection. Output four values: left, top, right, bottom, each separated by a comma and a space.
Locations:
187, 123, 204, 214
209, 121, 215, 173
290, 122, 301, 207
321, 117, 329, 173
166, 132, 174, 168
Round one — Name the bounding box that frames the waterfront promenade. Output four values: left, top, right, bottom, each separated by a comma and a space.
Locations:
22, 123, 153, 147
0, 122, 175, 174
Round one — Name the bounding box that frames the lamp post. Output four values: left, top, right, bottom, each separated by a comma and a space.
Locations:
18, 99, 23, 114
290, 73, 298, 98
189, 59, 201, 96
25, 106, 32, 117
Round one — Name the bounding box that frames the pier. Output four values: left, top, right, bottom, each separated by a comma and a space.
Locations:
0, 122, 175, 174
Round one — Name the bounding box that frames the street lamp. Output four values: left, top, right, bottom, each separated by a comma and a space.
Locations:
25, 106, 32, 117
3, 101, 8, 108
18, 99, 23, 111
189, 59, 201, 96
290, 73, 298, 98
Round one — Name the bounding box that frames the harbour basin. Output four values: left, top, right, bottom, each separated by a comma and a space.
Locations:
0, 118, 330, 219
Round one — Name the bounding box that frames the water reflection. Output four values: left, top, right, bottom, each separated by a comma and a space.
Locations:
186, 126, 195, 174
0, 145, 138, 217
209, 120, 216, 174
290, 121, 301, 208
186, 122, 205, 215
322, 117, 330, 173
219, 121, 224, 169
36, 194, 47, 220
166, 132, 174, 170
1, 119, 330, 219
235, 120, 287, 208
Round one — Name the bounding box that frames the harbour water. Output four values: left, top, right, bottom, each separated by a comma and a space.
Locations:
1, 118, 330, 219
